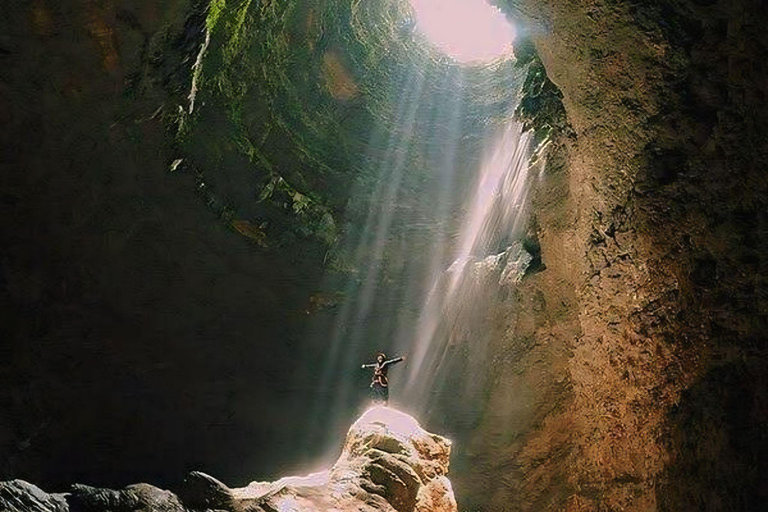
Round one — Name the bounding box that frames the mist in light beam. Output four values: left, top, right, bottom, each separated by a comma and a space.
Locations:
303, 2, 530, 463
400, 123, 533, 410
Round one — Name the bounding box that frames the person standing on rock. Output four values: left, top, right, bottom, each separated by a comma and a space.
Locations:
362, 352, 405, 404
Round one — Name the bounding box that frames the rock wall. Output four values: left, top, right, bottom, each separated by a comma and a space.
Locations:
463, 0, 768, 509
1, 0, 331, 487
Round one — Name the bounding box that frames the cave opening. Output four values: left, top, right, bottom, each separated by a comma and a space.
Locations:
408, 0, 516, 64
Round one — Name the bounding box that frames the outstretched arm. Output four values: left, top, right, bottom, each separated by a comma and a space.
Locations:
361, 363, 376, 369
383, 356, 405, 367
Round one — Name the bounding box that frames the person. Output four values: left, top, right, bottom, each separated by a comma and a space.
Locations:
361, 352, 405, 404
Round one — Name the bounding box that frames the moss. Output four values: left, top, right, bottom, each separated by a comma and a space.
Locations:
175, 0, 524, 256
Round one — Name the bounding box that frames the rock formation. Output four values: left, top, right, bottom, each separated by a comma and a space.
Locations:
0, 407, 456, 512
443, 1, 768, 509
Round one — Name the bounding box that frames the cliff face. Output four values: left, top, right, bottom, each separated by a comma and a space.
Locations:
455, 0, 768, 509
1, 0, 333, 486
0, 407, 456, 512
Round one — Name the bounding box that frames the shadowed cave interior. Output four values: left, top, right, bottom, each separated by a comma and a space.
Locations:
2, 0, 768, 510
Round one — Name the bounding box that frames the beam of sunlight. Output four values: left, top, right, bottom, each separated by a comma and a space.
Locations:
304, 70, 431, 460
331, 70, 427, 413
305, 46, 533, 465
404, 122, 532, 407
316, 70, 426, 396
409, 0, 516, 63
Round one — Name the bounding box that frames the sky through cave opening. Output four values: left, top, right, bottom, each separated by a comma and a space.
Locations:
408, 0, 516, 64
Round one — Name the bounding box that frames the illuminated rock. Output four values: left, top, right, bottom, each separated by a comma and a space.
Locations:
229, 406, 457, 512
0, 407, 456, 512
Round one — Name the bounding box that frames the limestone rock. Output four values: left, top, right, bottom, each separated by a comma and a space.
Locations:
414, 477, 457, 512
0, 407, 456, 512
67, 483, 184, 512
177, 471, 236, 510
0, 480, 67, 512
231, 406, 456, 512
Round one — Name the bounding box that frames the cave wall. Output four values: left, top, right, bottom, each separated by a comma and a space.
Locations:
1, 0, 333, 488
468, 0, 768, 509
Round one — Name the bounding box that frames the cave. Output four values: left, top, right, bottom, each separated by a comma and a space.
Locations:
2, 0, 767, 510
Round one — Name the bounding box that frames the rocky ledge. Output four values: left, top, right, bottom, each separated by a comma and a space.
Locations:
0, 407, 456, 512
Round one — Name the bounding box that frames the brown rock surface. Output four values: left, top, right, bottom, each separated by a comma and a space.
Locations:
447, 0, 768, 510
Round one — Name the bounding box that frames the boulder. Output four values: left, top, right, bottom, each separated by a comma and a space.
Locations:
67, 483, 184, 512
0, 480, 67, 512
219, 407, 457, 512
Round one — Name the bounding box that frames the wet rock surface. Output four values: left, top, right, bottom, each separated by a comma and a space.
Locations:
0, 407, 456, 512
67, 483, 185, 512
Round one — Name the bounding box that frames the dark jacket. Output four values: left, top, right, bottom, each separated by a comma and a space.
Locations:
362, 356, 404, 387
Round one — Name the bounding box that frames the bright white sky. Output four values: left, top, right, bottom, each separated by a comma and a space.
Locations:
409, 0, 515, 63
